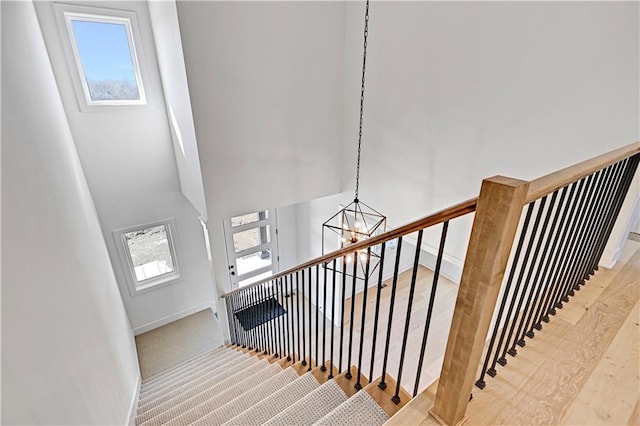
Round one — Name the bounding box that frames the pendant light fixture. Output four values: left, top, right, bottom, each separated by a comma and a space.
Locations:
323, 0, 386, 278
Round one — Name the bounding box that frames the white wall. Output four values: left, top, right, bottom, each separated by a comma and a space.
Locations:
297, 1, 639, 267
99, 192, 219, 334
2, 2, 140, 423
147, 0, 209, 221
600, 167, 640, 268
34, 1, 219, 333
176, 1, 347, 297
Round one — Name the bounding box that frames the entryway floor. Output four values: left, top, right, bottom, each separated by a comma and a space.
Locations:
135, 308, 223, 379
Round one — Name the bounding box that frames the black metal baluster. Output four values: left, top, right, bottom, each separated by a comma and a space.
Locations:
315, 265, 320, 369
590, 156, 639, 273
321, 263, 328, 372
263, 284, 272, 354
485, 203, 535, 374
554, 174, 598, 306
303, 268, 318, 371
269, 282, 276, 355
356, 248, 371, 390
345, 252, 358, 379
273, 279, 281, 358
279, 278, 286, 359
287, 275, 294, 362
393, 230, 424, 404
379, 236, 403, 390
503, 197, 548, 356
369, 241, 386, 381
517, 190, 561, 341
256, 286, 263, 353
572, 164, 621, 288
255, 287, 262, 353
338, 257, 347, 373
247, 289, 254, 350
296, 271, 302, 363
526, 185, 572, 333
301, 270, 307, 366
414, 222, 448, 396
540, 178, 586, 320
511, 196, 554, 349
586, 158, 634, 274
563, 168, 609, 296
548, 177, 590, 314
329, 259, 337, 379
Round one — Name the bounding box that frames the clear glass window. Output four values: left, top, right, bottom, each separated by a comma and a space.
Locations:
236, 249, 272, 277
57, 4, 146, 107
70, 19, 140, 102
232, 225, 271, 253
231, 210, 269, 227
114, 219, 180, 295
124, 225, 175, 282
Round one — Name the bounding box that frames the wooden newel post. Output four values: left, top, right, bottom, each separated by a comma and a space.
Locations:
429, 176, 529, 426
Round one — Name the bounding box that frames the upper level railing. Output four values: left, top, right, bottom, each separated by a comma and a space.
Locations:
431, 141, 639, 425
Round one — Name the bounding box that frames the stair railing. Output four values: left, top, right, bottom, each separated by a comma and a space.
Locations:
221, 141, 639, 425
221, 197, 478, 404
431, 141, 640, 425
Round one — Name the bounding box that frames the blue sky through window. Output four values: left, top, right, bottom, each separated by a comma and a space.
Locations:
71, 19, 141, 101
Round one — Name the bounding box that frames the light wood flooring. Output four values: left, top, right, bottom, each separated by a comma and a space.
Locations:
389, 237, 640, 425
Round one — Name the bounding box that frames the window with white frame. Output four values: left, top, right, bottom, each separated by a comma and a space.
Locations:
114, 219, 180, 295
54, 3, 146, 108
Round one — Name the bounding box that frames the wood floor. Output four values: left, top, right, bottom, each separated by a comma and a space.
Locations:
462, 238, 640, 425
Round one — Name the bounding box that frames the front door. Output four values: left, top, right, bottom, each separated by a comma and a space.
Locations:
223, 209, 279, 289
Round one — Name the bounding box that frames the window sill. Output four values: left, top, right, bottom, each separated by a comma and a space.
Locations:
132, 273, 182, 296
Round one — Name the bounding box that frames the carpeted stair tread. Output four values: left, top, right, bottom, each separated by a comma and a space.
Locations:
141, 349, 238, 395
139, 351, 249, 405
262, 378, 348, 426
136, 356, 262, 423
138, 352, 252, 414
164, 362, 285, 425
223, 372, 321, 426
141, 349, 241, 395
192, 366, 299, 426
142, 346, 228, 385
140, 349, 244, 399
137, 358, 271, 426
314, 388, 389, 426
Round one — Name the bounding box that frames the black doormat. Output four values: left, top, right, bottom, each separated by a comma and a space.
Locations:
234, 297, 286, 331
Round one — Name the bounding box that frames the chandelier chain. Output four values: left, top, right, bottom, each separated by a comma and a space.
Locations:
355, 0, 369, 202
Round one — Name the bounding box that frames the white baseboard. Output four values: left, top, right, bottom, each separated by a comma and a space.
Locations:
127, 374, 141, 426
133, 302, 216, 336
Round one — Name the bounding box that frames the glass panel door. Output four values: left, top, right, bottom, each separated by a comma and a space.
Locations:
224, 210, 279, 288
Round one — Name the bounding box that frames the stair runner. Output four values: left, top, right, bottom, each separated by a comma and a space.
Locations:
135, 346, 395, 425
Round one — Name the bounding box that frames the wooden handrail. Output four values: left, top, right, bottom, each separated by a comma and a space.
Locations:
221, 197, 478, 298
525, 141, 640, 203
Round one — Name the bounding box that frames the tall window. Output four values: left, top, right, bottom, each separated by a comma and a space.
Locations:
54, 4, 146, 108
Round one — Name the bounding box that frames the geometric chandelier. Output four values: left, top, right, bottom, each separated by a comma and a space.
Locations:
322, 0, 386, 279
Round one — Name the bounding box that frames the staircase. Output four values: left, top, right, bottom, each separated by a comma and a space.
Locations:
135, 345, 401, 426
136, 142, 640, 426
